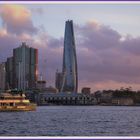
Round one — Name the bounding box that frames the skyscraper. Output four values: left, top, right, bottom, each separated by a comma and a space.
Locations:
0, 62, 6, 90
5, 57, 13, 89
55, 69, 63, 92
61, 20, 78, 93
13, 42, 38, 90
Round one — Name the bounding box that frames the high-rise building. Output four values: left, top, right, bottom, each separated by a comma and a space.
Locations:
5, 57, 13, 89
55, 69, 63, 92
0, 62, 6, 90
61, 20, 78, 93
13, 42, 38, 90
30, 47, 38, 88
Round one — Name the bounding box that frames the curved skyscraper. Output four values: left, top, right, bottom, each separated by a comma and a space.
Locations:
61, 20, 78, 93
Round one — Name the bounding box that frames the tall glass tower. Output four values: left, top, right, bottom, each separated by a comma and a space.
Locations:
61, 20, 78, 93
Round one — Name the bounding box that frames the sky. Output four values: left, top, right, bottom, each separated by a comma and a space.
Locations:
0, 3, 140, 92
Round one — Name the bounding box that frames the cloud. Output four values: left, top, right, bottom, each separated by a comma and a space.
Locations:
32, 32, 63, 85
0, 30, 34, 63
121, 36, 140, 55
0, 5, 37, 35
32, 20, 140, 91
75, 21, 140, 91
75, 20, 121, 51
30, 7, 44, 15
0, 5, 63, 87
0, 5, 36, 62
0, 4, 140, 92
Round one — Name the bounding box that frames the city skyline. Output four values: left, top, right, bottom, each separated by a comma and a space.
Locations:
0, 42, 38, 90
0, 4, 140, 92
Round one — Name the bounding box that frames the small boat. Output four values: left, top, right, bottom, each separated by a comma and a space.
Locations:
0, 90, 36, 112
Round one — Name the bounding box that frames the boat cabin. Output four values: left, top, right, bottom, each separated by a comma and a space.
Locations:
0, 92, 29, 107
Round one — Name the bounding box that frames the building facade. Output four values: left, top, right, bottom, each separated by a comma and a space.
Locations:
36, 80, 46, 90
0, 62, 6, 90
5, 57, 13, 89
81, 87, 91, 94
61, 20, 78, 93
13, 42, 38, 90
37, 92, 96, 105
55, 70, 63, 92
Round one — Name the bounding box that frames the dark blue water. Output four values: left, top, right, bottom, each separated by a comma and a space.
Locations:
1, 106, 140, 136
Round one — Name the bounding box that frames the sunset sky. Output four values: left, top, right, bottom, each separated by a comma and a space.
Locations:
0, 3, 140, 92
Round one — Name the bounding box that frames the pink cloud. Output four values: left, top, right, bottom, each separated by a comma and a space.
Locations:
0, 5, 37, 35
75, 21, 140, 91
0, 5, 140, 92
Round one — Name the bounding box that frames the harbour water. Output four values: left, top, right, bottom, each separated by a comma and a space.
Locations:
1, 106, 140, 136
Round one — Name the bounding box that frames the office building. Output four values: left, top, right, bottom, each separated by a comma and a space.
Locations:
5, 57, 13, 89
61, 20, 78, 93
0, 62, 6, 90
13, 42, 38, 90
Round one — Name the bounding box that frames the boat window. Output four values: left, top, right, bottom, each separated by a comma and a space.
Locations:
10, 103, 13, 106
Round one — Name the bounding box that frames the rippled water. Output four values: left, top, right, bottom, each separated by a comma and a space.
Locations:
1, 106, 140, 136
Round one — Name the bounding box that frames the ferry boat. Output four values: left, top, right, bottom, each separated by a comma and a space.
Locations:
0, 90, 36, 111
